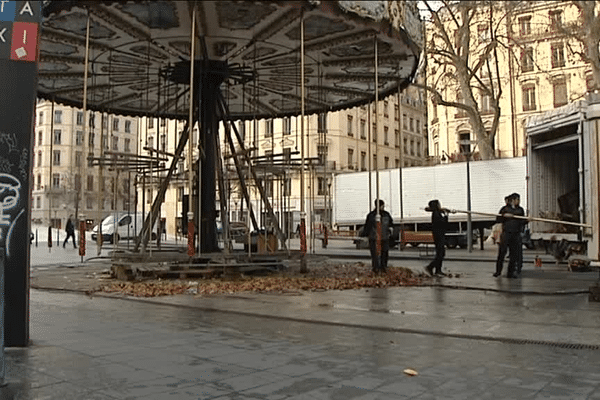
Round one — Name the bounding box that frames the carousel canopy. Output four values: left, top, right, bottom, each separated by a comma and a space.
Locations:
40, 1, 423, 120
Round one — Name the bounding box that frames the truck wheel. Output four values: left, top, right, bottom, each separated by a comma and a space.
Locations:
409, 242, 419, 248
446, 238, 458, 249
151, 232, 157, 240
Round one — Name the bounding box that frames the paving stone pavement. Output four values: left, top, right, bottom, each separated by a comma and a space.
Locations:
2, 289, 600, 399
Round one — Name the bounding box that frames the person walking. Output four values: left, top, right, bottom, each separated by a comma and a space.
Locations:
361, 199, 394, 274
497, 193, 527, 278
63, 214, 77, 249
424, 200, 453, 276
493, 195, 512, 277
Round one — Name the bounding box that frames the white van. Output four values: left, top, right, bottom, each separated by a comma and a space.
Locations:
91, 212, 157, 243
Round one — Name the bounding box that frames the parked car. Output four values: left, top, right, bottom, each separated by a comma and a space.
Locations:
91, 212, 156, 244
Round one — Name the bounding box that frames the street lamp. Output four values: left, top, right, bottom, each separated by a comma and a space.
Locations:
459, 140, 478, 253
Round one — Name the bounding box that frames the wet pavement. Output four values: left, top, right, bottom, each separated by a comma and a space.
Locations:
5, 235, 600, 399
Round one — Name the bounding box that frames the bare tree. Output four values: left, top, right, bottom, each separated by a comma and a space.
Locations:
420, 0, 518, 160
562, 1, 600, 93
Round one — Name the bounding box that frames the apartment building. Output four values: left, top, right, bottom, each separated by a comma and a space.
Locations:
427, 1, 596, 161
137, 86, 426, 237
32, 100, 138, 228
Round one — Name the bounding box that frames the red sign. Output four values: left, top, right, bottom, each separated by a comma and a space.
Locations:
10, 21, 38, 62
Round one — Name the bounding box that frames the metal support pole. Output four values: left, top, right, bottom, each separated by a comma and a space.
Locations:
466, 155, 473, 252
187, 6, 197, 258
0, 249, 5, 387
299, 10, 308, 273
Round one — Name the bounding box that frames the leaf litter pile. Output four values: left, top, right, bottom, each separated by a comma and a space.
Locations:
100, 262, 428, 298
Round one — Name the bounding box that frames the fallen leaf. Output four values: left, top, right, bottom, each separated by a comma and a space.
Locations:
403, 368, 418, 376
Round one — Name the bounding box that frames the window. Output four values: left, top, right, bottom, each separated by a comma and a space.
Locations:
112, 136, 119, 151
283, 117, 291, 136
360, 119, 366, 139
317, 144, 328, 165
87, 175, 94, 191
318, 113, 327, 132
52, 150, 60, 166
265, 119, 273, 137
238, 121, 245, 138
459, 132, 471, 154
403, 138, 408, 155
283, 178, 291, 197
521, 47, 534, 72
36, 196, 41, 209
480, 91, 492, 113
38, 130, 42, 145
88, 132, 94, 147
551, 43, 565, 68
38, 112, 43, 125
52, 173, 60, 188
125, 120, 131, 133
522, 84, 536, 111
283, 147, 291, 163
478, 24, 490, 44
54, 110, 62, 124
160, 118, 166, 127
395, 130, 400, 148
112, 118, 119, 131
147, 189, 152, 204
384, 126, 389, 145
347, 115, 353, 136
147, 136, 154, 149
549, 10, 562, 32
74, 174, 81, 191
102, 136, 108, 150
383, 101, 388, 117
553, 79, 568, 108
75, 151, 82, 167
76, 111, 84, 125
373, 154, 377, 169
347, 148, 354, 169
148, 118, 154, 129
431, 99, 438, 121
416, 120, 421, 134
317, 177, 328, 196
360, 151, 367, 171
402, 114, 407, 130
37, 174, 41, 190
86, 197, 93, 210
519, 16, 531, 36
372, 123, 377, 142
384, 157, 389, 169
395, 159, 400, 168
75, 130, 83, 146
587, 74, 595, 93
53, 129, 61, 145
455, 93, 467, 118
177, 186, 184, 202
88, 114, 95, 128
124, 138, 131, 152
102, 115, 108, 129
409, 118, 414, 132
410, 140, 415, 156
37, 150, 42, 167
417, 140, 422, 157
160, 134, 166, 150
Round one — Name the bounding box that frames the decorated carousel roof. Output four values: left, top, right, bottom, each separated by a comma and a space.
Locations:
39, 1, 423, 120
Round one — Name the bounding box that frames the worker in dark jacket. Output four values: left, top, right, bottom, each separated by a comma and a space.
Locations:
361, 199, 394, 274
497, 193, 528, 278
424, 200, 453, 276
493, 195, 512, 277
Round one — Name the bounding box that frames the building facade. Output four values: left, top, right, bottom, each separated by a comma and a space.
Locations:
136, 85, 427, 239
427, 1, 596, 162
32, 100, 139, 229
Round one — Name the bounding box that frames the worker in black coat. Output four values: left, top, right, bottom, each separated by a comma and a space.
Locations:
497, 193, 528, 278
424, 200, 453, 276
361, 199, 394, 274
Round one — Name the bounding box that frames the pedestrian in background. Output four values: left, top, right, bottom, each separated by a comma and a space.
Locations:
63, 214, 77, 249
424, 200, 453, 276
493, 195, 512, 277
361, 199, 394, 274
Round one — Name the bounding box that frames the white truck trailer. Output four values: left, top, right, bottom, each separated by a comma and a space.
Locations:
333, 156, 527, 248
526, 94, 600, 263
